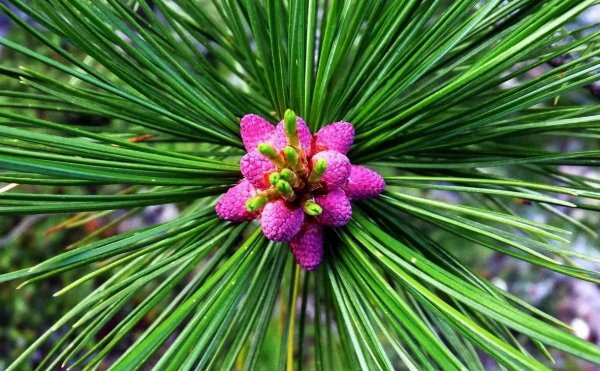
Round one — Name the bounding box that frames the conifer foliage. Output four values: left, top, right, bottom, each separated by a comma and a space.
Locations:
2, 1, 600, 369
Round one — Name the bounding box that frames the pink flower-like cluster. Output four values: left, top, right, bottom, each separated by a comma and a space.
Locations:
216, 110, 385, 271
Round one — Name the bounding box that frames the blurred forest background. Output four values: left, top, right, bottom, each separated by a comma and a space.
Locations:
1, 2, 600, 370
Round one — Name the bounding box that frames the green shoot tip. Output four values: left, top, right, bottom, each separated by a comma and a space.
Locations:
303, 200, 322, 216
280, 168, 293, 181
276, 180, 294, 197
269, 172, 281, 185
314, 159, 327, 175
284, 109, 296, 133
246, 195, 267, 212
308, 159, 327, 184
284, 146, 298, 165
258, 143, 277, 157
283, 109, 300, 148
258, 143, 285, 167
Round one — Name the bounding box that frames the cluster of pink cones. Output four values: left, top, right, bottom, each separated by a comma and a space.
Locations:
216, 110, 385, 270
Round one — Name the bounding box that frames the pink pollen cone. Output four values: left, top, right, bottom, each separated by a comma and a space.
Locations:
240, 150, 276, 189
313, 122, 355, 154
343, 165, 386, 200
290, 221, 324, 271
216, 112, 387, 271
311, 150, 351, 190
240, 114, 275, 152
315, 189, 352, 227
216, 179, 258, 221
273, 116, 312, 153
261, 200, 304, 241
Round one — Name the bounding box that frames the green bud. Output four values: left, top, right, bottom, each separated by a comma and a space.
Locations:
246, 195, 267, 212
284, 146, 298, 165
308, 158, 327, 184
275, 180, 294, 198
283, 109, 300, 148
268, 172, 281, 186
303, 200, 322, 216
257, 142, 285, 168
280, 168, 293, 182
258, 143, 278, 158
284, 109, 297, 136
314, 159, 327, 175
